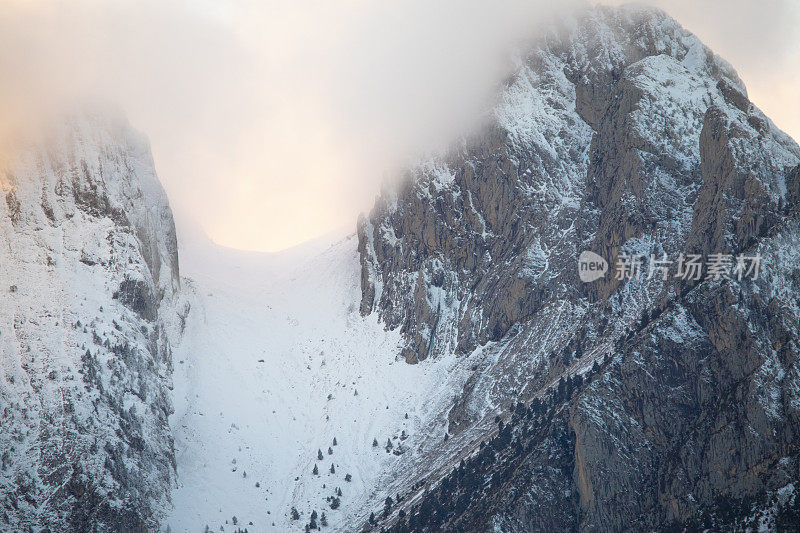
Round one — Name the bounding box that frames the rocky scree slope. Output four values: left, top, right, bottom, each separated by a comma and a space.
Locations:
0, 112, 185, 531
357, 5, 800, 531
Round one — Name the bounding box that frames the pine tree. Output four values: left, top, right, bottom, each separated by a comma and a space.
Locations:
369, 512, 376, 524
336, 487, 342, 496
344, 473, 351, 482
332, 437, 337, 446
317, 449, 324, 460
386, 438, 393, 449
291, 507, 300, 520
330, 497, 340, 510
327, 446, 333, 455
383, 496, 393, 518
313, 464, 319, 475
320, 512, 328, 527
330, 463, 335, 474
372, 438, 379, 447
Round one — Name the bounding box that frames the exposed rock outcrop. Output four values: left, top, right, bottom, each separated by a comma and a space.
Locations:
358, 4, 800, 531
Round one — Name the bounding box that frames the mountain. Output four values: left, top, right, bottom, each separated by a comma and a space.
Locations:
0, 111, 186, 531
3, 3, 800, 532
356, 4, 800, 531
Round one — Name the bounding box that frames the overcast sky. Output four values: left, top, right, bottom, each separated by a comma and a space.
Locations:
0, 0, 798, 251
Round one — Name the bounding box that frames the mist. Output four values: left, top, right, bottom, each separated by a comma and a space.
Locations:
0, 0, 797, 251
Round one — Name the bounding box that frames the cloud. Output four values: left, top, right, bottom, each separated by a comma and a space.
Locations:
0, 0, 797, 251
0, 0, 576, 251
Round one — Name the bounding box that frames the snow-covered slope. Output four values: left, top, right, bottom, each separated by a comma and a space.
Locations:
168, 232, 472, 531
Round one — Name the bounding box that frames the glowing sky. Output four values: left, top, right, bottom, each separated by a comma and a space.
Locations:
0, 0, 797, 251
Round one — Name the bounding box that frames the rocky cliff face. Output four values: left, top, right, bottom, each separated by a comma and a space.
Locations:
0, 111, 185, 531
358, 4, 800, 531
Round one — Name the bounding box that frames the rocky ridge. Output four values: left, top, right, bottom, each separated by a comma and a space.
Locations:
357, 4, 800, 531
0, 111, 185, 531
